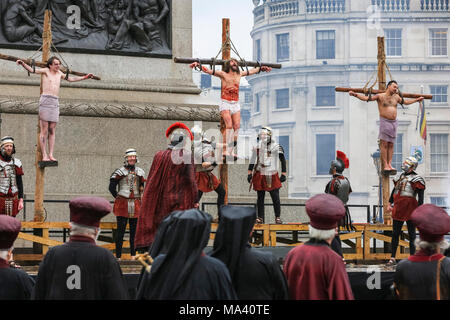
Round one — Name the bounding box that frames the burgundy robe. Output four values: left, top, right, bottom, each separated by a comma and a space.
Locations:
283, 240, 354, 300
135, 149, 197, 249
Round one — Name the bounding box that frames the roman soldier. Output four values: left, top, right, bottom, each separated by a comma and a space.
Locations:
191, 126, 225, 221
0, 136, 24, 217
135, 122, 198, 251
248, 127, 287, 224
109, 148, 145, 260
325, 151, 354, 257
387, 155, 426, 266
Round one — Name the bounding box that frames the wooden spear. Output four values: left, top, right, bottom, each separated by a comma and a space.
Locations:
0, 52, 101, 80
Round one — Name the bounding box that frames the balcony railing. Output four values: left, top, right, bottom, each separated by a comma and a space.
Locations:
305, 0, 346, 13
253, 0, 448, 24
254, 5, 265, 23
270, 1, 300, 17
371, 0, 411, 11
421, 0, 450, 11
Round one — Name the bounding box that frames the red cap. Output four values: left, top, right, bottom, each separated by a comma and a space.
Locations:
166, 122, 194, 140
306, 194, 346, 230
69, 197, 111, 228
0, 215, 21, 249
411, 204, 450, 243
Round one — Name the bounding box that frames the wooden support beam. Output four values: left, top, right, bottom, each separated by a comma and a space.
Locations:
335, 87, 432, 100
33, 10, 52, 226
173, 57, 282, 69
18, 232, 63, 247
377, 37, 392, 226
0, 53, 101, 80
220, 18, 230, 205
38, 160, 58, 168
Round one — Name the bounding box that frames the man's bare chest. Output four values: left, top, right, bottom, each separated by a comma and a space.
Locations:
380, 95, 398, 108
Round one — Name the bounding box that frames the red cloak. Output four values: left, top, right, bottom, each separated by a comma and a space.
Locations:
134, 149, 198, 249
283, 241, 354, 300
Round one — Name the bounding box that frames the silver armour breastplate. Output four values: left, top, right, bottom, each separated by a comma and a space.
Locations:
335, 178, 351, 204
113, 167, 144, 198
394, 174, 423, 198
196, 142, 215, 172
0, 160, 17, 195
256, 143, 280, 175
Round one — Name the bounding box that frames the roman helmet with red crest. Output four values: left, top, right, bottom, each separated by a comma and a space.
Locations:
329, 150, 349, 175
166, 122, 194, 150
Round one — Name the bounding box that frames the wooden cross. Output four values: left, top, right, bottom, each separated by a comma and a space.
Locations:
336, 37, 432, 225
174, 19, 281, 208
0, 10, 102, 223
33, 9, 53, 223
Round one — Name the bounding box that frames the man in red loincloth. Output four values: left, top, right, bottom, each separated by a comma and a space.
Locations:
190, 59, 272, 157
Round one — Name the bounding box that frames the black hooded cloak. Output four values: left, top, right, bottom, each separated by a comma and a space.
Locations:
210, 206, 289, 300
136, 209, 236, 300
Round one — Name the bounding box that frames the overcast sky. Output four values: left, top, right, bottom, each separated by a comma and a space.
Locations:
192, 0, 255, 60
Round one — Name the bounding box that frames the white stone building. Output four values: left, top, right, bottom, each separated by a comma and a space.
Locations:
247, 0, 450, 222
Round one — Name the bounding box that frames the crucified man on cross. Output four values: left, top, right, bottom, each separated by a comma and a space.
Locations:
190, 59, 272, 157
16, 57, 94, 162
349, 80, 424, 173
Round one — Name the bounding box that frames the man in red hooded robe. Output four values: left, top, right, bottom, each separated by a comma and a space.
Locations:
134, 122, 198, 251
283, 194, 354, 300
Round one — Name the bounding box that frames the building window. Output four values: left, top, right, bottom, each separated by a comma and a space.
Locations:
279, 135, 290, 166
429, 28, 448, 56
316, 134, 335, 175
385, 29, 402, 57
316, 86, 335, 106
276, 33, 289, 62
275, 89, 290, 109
255, 93, 260, 113
244, 91, 252, 104
200, 74, 211, 89
392, 134, 403, 171
430, 134, 448, 173
430, 197, 447, 207
316, 30, 335, 60
255, 39, 261, 61
430, 85, 448, 103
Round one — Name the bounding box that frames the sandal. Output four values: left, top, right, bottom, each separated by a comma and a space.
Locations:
256, 217, 264, 224
275, 217, 282, 224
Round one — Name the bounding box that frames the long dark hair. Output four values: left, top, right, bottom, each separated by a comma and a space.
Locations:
222, 59, 240, 74
387, 80, 398, 87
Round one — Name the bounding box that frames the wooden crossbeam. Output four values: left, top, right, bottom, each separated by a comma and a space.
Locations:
335, 87, 432, 99
18, 232, 63, 247
174, 57, 282, 69
365, 230, 410, 248
0, 53, 101, 80
100, 241, 130, 250
339, 231, 363, 241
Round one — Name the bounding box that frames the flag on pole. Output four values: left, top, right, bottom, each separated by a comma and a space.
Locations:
419, 99, 427, 144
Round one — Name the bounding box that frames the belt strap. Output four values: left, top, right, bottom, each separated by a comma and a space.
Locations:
436, 256, 445, 300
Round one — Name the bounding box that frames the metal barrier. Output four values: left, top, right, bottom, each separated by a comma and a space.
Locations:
202, 202, 371, 222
